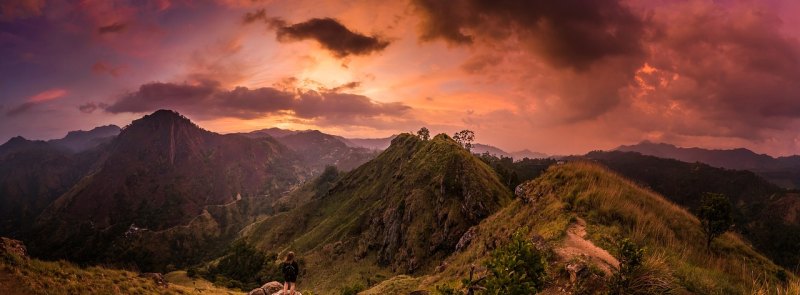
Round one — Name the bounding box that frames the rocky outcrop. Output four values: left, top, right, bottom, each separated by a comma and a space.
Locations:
0, 237, 27, 258
248, 281, 284, 295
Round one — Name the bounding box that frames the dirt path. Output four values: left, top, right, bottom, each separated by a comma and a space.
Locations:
554, 218, 620, 274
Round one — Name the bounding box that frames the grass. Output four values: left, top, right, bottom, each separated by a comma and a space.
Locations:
241, 133, 512, 293
0, 252, 242, 295
413, 162, 795, 294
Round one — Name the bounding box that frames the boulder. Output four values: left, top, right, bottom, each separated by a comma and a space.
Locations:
248, 281, 284, 295
139, 272, 168, 288
0, 237, 27, 258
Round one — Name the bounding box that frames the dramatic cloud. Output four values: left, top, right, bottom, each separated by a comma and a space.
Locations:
6, 88, 68, 116
0, 0, 45, 21
411, 0, 647, 70
105, 80, 410, 126
246, 12, 391, 58
97, 22, 127, 34
78, 102, 108, 114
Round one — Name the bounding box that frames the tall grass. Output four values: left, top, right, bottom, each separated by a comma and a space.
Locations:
424, 162, 793, 294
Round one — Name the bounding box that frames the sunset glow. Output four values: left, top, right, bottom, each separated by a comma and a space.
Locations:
3, 0, 800, 156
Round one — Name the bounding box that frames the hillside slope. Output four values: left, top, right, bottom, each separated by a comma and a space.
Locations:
242, 133, 512, 292
580, 151, 800, 270
380, 162, 793, 294
30, 110, 304, 270
0, 137, 99, 237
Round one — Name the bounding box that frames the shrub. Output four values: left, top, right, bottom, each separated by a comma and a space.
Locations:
483, 229, 548, 294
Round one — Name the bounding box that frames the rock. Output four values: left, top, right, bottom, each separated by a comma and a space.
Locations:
565, 260, 588, 284
456, 226, 477, 251
271, 291, 303, 295
0, 237, 28, 258
139, 272, 168, 288
249, 281, 284, 295
435, 261, 448, 273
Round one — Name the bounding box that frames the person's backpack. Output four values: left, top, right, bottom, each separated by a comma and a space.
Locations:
283, 262, 297, 277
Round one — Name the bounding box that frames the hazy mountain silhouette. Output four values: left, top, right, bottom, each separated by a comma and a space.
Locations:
617, 141, 800, 188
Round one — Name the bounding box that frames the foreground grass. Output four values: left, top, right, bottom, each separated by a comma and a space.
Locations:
0, 253, 241, 295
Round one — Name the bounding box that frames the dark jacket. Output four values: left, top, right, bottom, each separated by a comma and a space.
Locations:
281, 261, 299, 282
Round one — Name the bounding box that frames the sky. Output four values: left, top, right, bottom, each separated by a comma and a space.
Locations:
1, 0, 800, 156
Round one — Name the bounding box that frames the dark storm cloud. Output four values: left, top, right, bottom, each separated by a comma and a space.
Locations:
251, 16, 390, 58
105, 81, 410, 124
411, 0, 646, 70
97, 22, 127, 34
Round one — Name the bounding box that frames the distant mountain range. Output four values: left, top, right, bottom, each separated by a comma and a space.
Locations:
617, 141, 800, 189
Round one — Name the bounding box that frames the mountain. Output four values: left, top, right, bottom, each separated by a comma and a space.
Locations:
30, 110, 304, 270
578, 150, 800, 269
243, 127, 301, 139
241, 129, 376, 172
48, 125, 121, 153
364, 162, 795, 294
241, 133, 513, 292
0, 136, 101, 237
343, 135, 397, 150
617, 141, 800, 188
472, 144, 548, 160
510, 149, 548, 159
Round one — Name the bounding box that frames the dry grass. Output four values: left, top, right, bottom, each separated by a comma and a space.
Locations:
0, 253, 241, 295
417, 162, 794, 294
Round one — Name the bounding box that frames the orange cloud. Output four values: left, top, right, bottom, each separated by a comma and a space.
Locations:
29, 89, 67, 102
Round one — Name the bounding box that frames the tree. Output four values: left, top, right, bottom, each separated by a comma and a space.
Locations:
483, 229, 547, 294
453, 130, 475, 151
698, 192, 733, 250
417, 127, 431, 140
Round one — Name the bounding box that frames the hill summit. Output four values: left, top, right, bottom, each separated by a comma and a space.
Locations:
244, 133, 513, 290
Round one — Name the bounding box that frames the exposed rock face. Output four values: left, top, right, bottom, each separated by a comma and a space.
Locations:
0, 237, 27, 258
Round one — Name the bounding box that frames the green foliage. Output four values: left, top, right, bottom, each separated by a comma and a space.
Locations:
205, 240, 280, 290
453, 130, 475, 151
339, 282, 366, 295
609, 239, 645, 294
483, 229, 547, 295
417, 127, 430, 140
698, 193, 733, 250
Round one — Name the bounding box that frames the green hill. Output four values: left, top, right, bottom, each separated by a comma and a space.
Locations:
241, 133, 513, 292
370, 162, 797, 294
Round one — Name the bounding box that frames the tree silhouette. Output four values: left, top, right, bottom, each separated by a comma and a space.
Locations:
698, 192, 733, 250
453, 130, 475, 151
417, 127, 430, 140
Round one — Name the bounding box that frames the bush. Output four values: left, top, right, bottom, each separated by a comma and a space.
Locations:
609, 239, 674, 295
205, 240, 278, 290
483, 229, 548, 294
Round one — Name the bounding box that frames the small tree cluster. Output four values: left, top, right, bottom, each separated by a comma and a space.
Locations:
417, 127, 431, 140
698, 192, 733, 250
205, 240, 282, 290
453, 130, 475, 151
483, 229, 547, 294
